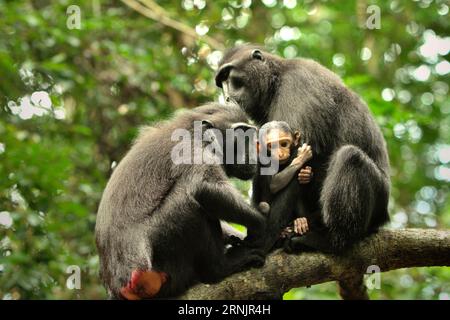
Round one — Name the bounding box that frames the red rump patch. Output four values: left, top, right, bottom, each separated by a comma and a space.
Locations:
120, 269, 168, 300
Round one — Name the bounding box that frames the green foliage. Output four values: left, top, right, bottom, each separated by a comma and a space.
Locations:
0, 0, 448, 299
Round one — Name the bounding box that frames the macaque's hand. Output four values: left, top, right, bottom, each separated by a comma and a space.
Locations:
298, 166, 313, 184
292, 143, 313, 166
293, 217, 309, 235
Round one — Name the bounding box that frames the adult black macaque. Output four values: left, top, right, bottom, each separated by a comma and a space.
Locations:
215, 45, 390, 253
95, 103, 266, 299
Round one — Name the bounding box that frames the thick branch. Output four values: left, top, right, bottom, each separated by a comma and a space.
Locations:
121, 0, 224, 50
181, 229, 450, 299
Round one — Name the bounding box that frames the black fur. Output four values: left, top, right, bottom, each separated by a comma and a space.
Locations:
216, 45, 390, 253
95, 103, 266, 299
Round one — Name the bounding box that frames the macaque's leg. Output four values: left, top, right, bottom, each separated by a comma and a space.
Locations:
298, 166, 313, 184
120, 269, 168, 300
284, 230, 333, 253
199, 237, 265, 283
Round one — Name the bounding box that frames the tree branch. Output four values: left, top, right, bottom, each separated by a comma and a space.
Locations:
121, 0, 224, 51
180, 229, 450, 299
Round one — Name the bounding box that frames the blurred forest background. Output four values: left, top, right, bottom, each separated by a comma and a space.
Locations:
0, 0, 449, 299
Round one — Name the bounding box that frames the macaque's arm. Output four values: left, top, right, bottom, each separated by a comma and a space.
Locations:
270, 143, 313, 194
269, 162, 303, 194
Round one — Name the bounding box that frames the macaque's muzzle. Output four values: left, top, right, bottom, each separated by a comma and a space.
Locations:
277, 149, 291, 163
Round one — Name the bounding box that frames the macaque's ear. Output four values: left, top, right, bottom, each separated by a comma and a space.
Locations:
251, 49, 264, 61
201, 119, 215, 129
231, 122, 257, 132
293, 131, 301, 146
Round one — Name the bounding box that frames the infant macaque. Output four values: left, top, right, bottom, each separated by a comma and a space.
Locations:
257, 121, 313, 237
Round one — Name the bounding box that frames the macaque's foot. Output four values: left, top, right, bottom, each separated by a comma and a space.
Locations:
292, 143, 313, 166
227, 246, 266, 269
280, 217, 309, 240
283, 236, 316, 254
298, 166, 313, 184
242, 232, 265, 249
246, 249, 266, 268
258, 201, 270, 215
293, 217, 309, 235
280, 226, 294, 238
120, 269, 168, 300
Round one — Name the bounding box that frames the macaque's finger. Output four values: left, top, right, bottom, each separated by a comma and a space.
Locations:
294, 218, 308, 235
298, 167, 312, 177
302, 218, 309, 233
294, 220, 300, 234
295, 218, 304, 235
298, 169, 312, 183
294, 219, 300, 235
297, 218, 303, 234
298, 177, 310, 184
304, 166, 313, 176
300, 219, 306, 234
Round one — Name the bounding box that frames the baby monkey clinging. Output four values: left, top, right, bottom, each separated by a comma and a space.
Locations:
256, 121, 313, 242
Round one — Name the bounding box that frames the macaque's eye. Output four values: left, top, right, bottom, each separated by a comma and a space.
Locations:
281, 141, 289, 148
267, 143, 272, 150
230, 75, 244, 89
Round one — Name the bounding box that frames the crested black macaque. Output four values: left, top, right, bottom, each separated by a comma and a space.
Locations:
256, 121, 313, 214
95, 103, 266, 300
255, 121, 314, 251
215, 45, 390, 253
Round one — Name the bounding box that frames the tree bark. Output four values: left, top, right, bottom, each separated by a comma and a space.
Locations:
180, 229, 450, 300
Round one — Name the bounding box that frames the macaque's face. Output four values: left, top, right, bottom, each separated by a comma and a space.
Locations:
264, 129, 294, 164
